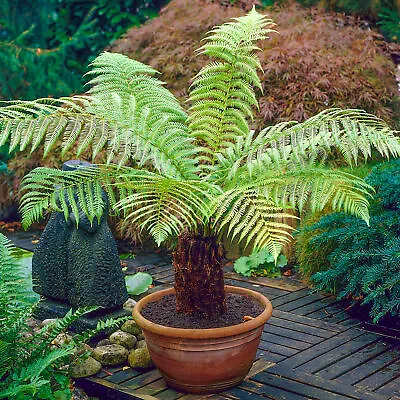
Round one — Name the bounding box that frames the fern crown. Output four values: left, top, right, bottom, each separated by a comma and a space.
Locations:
1, 9, 400, 258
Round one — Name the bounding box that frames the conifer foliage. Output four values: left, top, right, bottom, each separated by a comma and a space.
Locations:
298, 160, 400, 322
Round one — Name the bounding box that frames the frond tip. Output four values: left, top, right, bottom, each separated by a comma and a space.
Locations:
189, 8, 276, 158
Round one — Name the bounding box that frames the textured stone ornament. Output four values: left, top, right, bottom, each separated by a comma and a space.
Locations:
32, 160, 128, 309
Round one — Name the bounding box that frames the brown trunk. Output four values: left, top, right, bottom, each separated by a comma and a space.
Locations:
173, 233, 226, 317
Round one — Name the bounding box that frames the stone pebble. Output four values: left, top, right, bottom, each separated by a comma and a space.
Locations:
109, 330, 137, 349
92, 344, 129, 366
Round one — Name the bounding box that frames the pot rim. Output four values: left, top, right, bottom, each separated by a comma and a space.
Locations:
132, 285, 273, 339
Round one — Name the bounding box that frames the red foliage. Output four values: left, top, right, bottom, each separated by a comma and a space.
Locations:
110, 0, 400, 126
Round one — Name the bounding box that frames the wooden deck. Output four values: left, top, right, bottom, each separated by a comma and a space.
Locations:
78, 256, 400, 400
4, 231, 400, 400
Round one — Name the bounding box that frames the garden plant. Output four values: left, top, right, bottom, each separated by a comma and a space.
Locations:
0, 233, 128, 399
0, 8, 400, 320
297, 159, 400, 322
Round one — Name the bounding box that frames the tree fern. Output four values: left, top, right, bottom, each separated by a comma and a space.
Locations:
2, 9, 400, 262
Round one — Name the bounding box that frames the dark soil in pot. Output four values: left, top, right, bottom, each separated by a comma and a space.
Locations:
141, 293, 264, 329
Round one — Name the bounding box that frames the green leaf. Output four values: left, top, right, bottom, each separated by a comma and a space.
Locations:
125, 272, 153, 295
233, 256, 252, 277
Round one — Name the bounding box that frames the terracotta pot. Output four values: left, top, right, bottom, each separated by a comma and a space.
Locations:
132, 285, 273, 394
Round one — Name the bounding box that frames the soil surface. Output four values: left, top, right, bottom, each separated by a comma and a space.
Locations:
141, 293, 264, 329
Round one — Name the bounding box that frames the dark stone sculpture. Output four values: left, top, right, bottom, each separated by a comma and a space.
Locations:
32, 160, 128, 310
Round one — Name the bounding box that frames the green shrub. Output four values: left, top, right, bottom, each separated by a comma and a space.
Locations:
0, 0, 168, 100
297, 160, 400, 322
234, 249, 287, 278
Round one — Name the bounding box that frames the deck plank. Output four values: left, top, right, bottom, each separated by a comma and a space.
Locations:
316, 341, 395, 380
335, 347, 400, 387
293, 332, 380, 374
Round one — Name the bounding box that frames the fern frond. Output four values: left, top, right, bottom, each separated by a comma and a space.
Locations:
188, 8, 276, 161
0, 234, 31, 331
0, 53, 200, 179
212, 188, 296, 258
252, 166, 373, 224
19, 166, 112, 229
20, 165, 218, 246
214, 109, 400, 184
115, 170, 218, 245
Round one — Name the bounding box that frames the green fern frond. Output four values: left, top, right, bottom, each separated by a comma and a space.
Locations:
212, 189, 296, 258
72, 315, 130, 345
188, 8, 276, 159
19, 166, 112, 229
0, 234, 30, 331
214, 109, 400, 184
20, 165, 218, 246
250, 166, 373, 224
115, 170, 219, 245
0, 53, 200, 179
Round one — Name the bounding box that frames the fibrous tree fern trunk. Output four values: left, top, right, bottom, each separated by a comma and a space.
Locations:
173, 233, 226, 317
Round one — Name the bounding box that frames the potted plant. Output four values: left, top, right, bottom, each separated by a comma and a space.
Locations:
1, 8, 400, 393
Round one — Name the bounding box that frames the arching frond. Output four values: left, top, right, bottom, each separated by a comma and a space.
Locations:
214, 109, 400, 183
115, 171, 218, 245
212, 188, 296, 259
251, 166, 373, 224
0, 53, 200, 178
188, 8, 276, 161
19, 166, 114, 229
19, 165, 217, 246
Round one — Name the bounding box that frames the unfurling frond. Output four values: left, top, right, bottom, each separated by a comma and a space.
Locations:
188, 8, 276, 160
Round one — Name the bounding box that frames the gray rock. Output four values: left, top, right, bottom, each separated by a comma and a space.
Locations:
136, 340, 147, 349
120, 320, 142, 336
74, 343, 93, 356
51, 333, 73, 347
123, 298, 137, 313
92, 344, 128, 366
109, 331, 137, 350
137, 331, 145, 340
70, 356, 102, 378
40, 318, 58, 327
96, 338, 111, 347
128, 346, 153, 369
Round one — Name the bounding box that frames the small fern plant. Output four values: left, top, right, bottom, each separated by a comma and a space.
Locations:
0, 233, 128, 399
1, 8, 400, 317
